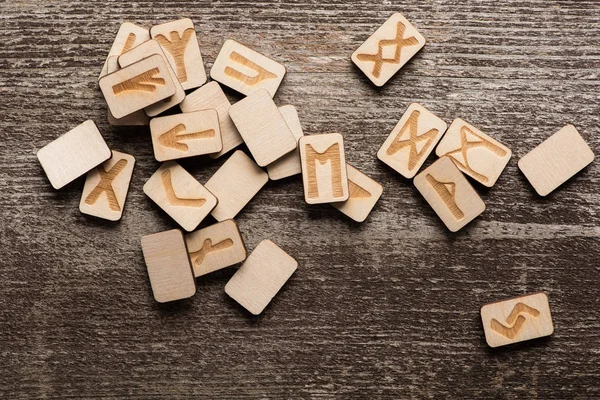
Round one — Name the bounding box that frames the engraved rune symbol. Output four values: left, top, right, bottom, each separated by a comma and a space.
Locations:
225, 51, 277, 86
491, 303, 540, 339
425, 174, 464, 220
161, 169, 206, 207
154, 28, 195, 83
121, 33, 137, 54
158, 124, 216, 151
356, 21, 419, 78
84, 159, 128, 211
386, 110, 439, 170
348, 181, 371, 199
189, 238, 234, 267
305, 143, 344, 199
445, 126, 508, 184
112, 68, 166, 95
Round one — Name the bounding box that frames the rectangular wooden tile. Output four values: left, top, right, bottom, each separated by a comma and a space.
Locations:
141, 229, 196, 303
79, 151, 135, 221
118, 39, 186, 116
37, 120, 111, 189
99, 54, 176, 119
180, 81, 243, 159
377, 103, 447, 178
518, 124, 595, 196
299, 133, 349, 204
413, 156, 485, 232
204, 150, 269, 222
99, 22, 150, 79
225, 240, 297, 315
150, 18, 207, 90
436, 118, 512, 187
185, 219, 247, 277
351, 13, 425, 87
331, 164, 383, 222
210, 39, 286, 97
150, 110, 222, 161
229, 89, 297, 167
481, 292, 554, 348
105, 55, 150, 126
143, 161, 217, 232
266, 105, 304, 180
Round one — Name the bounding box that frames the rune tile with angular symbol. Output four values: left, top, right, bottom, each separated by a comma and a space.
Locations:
331, 164, 383, 222
99, 22, 150, 79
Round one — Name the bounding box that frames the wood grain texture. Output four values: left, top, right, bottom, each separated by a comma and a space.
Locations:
1, 0, 599, 398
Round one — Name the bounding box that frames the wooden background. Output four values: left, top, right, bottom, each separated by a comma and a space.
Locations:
1, 0, 599, 398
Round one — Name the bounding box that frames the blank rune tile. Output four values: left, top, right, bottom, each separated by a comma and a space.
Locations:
79, 150, 136, 221
518, 124, 595, 196
377, 103, 447, 179
331, 164, 383, 222
225, 240, 297, 315
141, 229, 196, 303
37, 120, 112, 190
413, 156, 486, 232
481, 292, 554, 348
143, 161, 217, 232
204, 150, 269, 222
185, 219, 247, 277
266, 105, 305, 180
229, 88, 297, 167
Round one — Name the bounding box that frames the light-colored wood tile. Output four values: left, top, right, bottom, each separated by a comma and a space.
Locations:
105, 55, 150, 126
79, 151, 135, 221
99, 22, 150, 79
413, 156, 485, 232
99, 54, 176, 119
180, 81, 243, 159
331, 164, 383, 222
299, 133, 349, 204
481, 292, 554, 348
141, 229, 196, 303
266, 105, 304, 180
225, 240, 297, 315
351, 13, 425, 87
204, 150, 269, 222
150, 110, 222, 161
143, 161, 217, 232
229, 89, 297, 167
118, 39, 186, 117
377, 103, 447, 178
150, 18, 207, 90
185, 219, 247, 277
518, 124, 595, 196
37, 120, 112, 190
210, 39, 286, 97
436, 118, 512, 187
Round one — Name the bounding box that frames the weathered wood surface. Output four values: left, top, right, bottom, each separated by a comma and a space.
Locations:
1, 0, 599, 398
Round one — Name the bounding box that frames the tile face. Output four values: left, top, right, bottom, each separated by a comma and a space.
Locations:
210, 39, 286, 97
118, 39, 186, 116
105, 55, 150, 126
185, 219, 247, 277
299, 133, 349, 204
266, 105, 304, 180
225, 240, 297, 315
351, 13, 425, 87
79, 151, 136, 221
204, 151, 269, 222
37, 120, 111, 189
180, 82, 243, 159
229, 89, 297, 167
414, 156, 485, 232
150, 110, 222, 161
518, 124, 595, 196
141, 229, 196, 303
377, 103, 447, 178
331, 164, 383, 222
143, 161, 217, 232
99, 22, 150, 79
99, 54, 176, 119
481, 292, 554, 348
436, 118, 512, 187
150, 18, 207, 90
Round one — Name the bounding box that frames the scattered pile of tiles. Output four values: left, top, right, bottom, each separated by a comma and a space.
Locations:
36, 14, 594, 346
